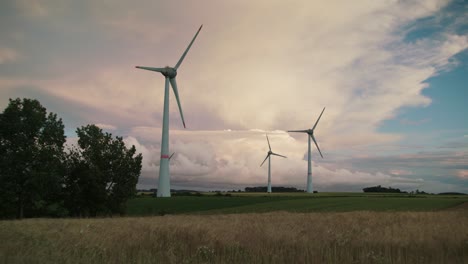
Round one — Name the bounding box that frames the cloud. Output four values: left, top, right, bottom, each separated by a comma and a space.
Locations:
128, 128, 429, 191
1, 0, 467, 193
123, 136, 160, 172
0, 47, 19, 64
457, 170, 468, 180
95, 123, 117, 130
389, 169, 413, 176
3, 1, 465, 143
14, 0, 48, 17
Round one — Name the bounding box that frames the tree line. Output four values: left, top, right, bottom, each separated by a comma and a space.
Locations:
245, 187, 304, 192
362, 185, 403, 193
0, 98, 142, 219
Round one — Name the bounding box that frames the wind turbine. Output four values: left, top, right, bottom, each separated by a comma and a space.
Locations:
260, 134, 287, 193
136, 25, 203, 197
288, 107, 325, 193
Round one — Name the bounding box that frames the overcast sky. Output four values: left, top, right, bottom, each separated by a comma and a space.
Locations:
1, 0, 467, 193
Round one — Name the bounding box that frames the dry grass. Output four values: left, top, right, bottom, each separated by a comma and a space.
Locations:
1, 210, 468, 263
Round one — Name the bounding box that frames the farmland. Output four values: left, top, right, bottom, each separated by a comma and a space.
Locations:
1, 193, 468, 263
126, 192, 468, 216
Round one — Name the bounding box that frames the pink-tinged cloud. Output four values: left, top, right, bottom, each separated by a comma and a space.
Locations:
1, 0, 467, 193
0, 47, 19, 64
124, 129, 429, 191
457, 170, 468, 180
389, 169, 413, 176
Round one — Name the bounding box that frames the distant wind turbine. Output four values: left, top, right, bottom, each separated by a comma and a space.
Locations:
136, 25, 203, 197
260, 134, 287, 193
288, 107, 325, 193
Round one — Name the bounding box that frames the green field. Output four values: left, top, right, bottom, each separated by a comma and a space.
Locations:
126, 192, 468, 216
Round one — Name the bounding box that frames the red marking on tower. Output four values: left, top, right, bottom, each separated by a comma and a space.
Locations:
161, 154, 170, 159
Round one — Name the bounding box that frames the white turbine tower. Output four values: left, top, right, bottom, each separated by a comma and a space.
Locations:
136, 25, 203, 197
288, 107, 325, 193
260, 134, 287, 193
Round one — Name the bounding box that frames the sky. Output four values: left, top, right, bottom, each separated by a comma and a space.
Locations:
1, 0, 467, 193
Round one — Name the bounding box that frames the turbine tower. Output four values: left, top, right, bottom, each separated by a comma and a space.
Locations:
260, 134, 287, 193
136, 25, 203, 197
288, 107, 325, 193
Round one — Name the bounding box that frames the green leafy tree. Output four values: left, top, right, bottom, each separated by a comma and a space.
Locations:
64, 125, 142, 216
0, 98, 66, 218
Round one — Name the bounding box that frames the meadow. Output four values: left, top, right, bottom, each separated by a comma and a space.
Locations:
1, 193, 467, 263
127, 192, 468, 216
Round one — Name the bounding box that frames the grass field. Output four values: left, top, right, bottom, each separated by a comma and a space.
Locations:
126, 192, 468, 216
2, 193, 468, 263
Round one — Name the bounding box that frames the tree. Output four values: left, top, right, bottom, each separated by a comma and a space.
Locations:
64, 125, 142, 216
0, 98, 66, 218
362, 185, 402, 193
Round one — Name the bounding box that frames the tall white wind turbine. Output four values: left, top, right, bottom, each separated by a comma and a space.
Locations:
136, 25, 203, 197
288, 107, 325, 193
260, 134, 287, 193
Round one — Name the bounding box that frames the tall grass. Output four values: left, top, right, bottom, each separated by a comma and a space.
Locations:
1, 211, 467, 263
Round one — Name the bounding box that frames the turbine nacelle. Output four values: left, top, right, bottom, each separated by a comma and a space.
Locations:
162, 67, 177, 78
287, 107, 326, 159
260, 134, 287, 167
135, 66, 177, 78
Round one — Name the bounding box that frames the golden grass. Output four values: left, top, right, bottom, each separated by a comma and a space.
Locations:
1, 210, 468, 263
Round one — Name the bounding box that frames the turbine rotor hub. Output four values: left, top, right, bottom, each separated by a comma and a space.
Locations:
161, 67, 177, 78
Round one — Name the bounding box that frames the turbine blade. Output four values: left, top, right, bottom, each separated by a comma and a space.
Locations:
135, 66, 165, 73
266, 134, 271, 151
312, 107, 326, 131
174, 24, 203, 70
271, 152, 287, 158
311, 134, 323, 158
169, 78, 186, 128
260, 154, 270, 167
169, 152, 175, 160
288, 130, 308, 133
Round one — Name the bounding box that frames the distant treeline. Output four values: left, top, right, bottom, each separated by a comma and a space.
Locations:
362, 185, 456, 195
363, 185, 403, 193
245, 187, 303, 192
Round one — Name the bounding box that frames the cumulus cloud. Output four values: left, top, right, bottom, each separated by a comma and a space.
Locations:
5, 0, 465, 144
128, 128, 429, 191
1, 0, 467, 192
123, 136, 160, 172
